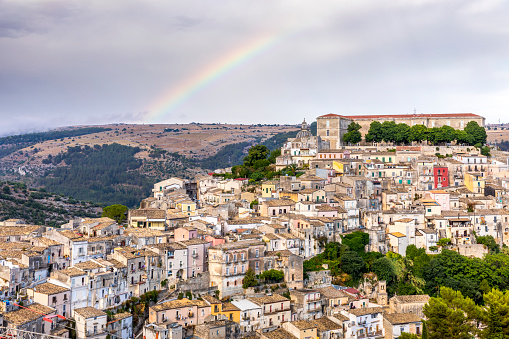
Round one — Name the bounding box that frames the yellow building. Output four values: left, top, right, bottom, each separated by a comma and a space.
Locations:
465, 172, 485, 194
202, 295, 241, 323
262, 181, 279, 198
177, 199, 197, 216
279, 190, 299, 202
333, 161, 345, 176
128, 208, 166, 229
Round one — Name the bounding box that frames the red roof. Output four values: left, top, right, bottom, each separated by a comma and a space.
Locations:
318, 113, 482, 119
234, 178, 248, 181
344, 288, 361, 295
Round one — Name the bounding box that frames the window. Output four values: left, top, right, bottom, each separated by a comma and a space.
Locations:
326, 130, 329, 136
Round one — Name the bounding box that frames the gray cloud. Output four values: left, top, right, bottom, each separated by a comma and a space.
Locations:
0, 0, 508, 136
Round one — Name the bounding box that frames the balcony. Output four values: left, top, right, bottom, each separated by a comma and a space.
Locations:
192, 252, 198, 258
264, 307, 290, 315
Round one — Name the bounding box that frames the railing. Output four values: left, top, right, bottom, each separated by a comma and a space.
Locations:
264, 307, 290, 315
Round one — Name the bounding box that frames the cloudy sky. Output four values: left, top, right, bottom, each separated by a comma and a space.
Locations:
0, 0, 508, 136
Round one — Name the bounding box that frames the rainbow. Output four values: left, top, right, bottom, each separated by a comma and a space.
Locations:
144, 33, 285, 123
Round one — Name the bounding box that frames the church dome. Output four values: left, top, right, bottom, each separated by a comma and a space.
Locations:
296, 119, 312, 139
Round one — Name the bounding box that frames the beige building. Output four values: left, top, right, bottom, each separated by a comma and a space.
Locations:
388, 295, 430, 319
27, 282, 70, 319
317, 113, 485, 148
208, 240, 265, 298
247, 294, 291, 332
73, 307, 108, 339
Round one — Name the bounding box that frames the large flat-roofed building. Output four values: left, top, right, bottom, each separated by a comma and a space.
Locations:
317, 113, 485, 149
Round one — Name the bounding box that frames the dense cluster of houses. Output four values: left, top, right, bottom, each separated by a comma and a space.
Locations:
0, 120, 508, 339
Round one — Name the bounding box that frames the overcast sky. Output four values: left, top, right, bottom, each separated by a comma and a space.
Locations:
0, 0, 508, 136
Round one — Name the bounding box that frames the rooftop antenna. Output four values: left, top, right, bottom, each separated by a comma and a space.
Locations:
413, 108, 417, 115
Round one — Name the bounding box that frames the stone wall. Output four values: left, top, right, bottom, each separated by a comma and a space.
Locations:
456, 244, 489, 258
305, 270, 332, 288
176, 272, 211, 293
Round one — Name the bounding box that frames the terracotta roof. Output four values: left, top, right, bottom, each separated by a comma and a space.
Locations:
31, 282, 69, 295
201, 295, 221, 304
309, 317, 343, 331
151, 298, 208, 312
113, 312, 132, 321
58, 267, 86, 277
348, 307, 383, 316
75, 260, 103, 271
290, 320, 317, 330
384, 313, 422, 325
74, 306, 107, 319
130, 208, 166, 219
34, 237, 60, 246
389, 232, 406, 238
263, 199, 296, 207
247, 293, 289, 305
4, 303, 54, 326
221, 302, 240, 312
318, 286, 351, 299
263, 328, 297, 339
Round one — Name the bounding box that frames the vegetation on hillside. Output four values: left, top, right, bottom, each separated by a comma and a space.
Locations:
0, 127, 111, 158
196, 129, 298, 170
0, 181, 100, 226
498, 140, 509, 152
40, 144, 155, 207
303, 232, 382, 285
305, 236, 509, 304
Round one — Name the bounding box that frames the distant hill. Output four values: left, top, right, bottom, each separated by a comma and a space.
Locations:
0, 123, 299, 207
0, 181, 101, 227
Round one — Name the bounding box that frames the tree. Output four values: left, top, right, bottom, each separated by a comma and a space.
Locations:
343, 122, 362, 145
381, 121, 398, 143
341, 251, 366, 280
409, 124, 428, 143
102, 204, 128, 224
480, 146, 491, 157
480, 289, 509, 339
455, 130, 473, 145
243, 145, 270, 167
434, 125, 456, 144
268, 149, 281, 163
242, 268, 257, 289
341, 231, 369, 254
365, 121, 383, 143
423, 287, 480, 339
259, 269, 284, 283
394, 123, 411, 144
465, 121, 487, 146
2, 185, 10, 195
437, 238, 451, 248
398, 333, 419, 339
371, 257, 397, 285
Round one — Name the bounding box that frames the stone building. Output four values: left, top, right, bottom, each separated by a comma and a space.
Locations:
317, 113, 485, 148
276, 119, 329, 170
208, 240, 265, 298
388, 295, 430, 319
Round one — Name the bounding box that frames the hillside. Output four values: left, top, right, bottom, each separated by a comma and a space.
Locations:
0, 123, 299, 207
0, 181, 101, 226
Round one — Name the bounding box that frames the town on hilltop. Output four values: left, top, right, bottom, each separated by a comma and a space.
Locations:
0, 112, 508, 339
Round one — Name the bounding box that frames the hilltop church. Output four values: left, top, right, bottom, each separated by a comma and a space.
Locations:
317, 113, 485, 149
